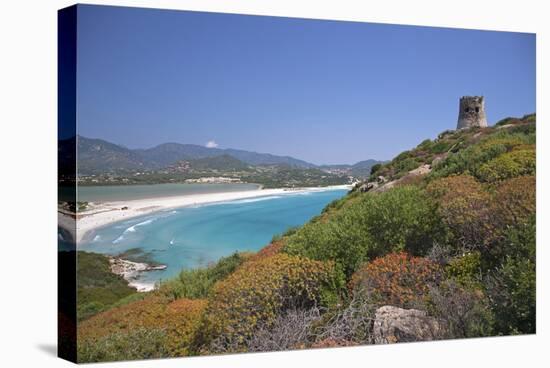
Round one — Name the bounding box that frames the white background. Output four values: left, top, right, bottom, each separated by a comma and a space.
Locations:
0, 0, 548, 366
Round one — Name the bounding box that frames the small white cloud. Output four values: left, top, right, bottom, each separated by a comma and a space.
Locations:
205, 140, 219, 148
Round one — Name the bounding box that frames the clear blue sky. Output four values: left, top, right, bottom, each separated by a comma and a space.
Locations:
76, 5, 535, 165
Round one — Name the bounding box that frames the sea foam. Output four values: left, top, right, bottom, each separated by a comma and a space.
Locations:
113, 218, 156, 244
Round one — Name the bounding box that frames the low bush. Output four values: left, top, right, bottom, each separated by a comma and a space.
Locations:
427, 280, 494, 338
78, 328, 169, 363
248, 240, 285, 262
158, 252, 249, 300
314, 292, 377, 345
285, 186, 444, 277
484, 216, 536, 335
394, 157, 421, 177
78, 296, 207, 358
354, 186, 444, 256
284, 209, 373, 278
197, 254, 345, 353
431, 129, 535, 180
426, 175, 492, 250
477, 147, 535, 182
237, 307, 322, 353
485, 256, 535, 335
490, 176, 536, 232
370, 163, 382, 176
494, 117, 521, 127
445, 252, 483, 288
350, 252, 442, 309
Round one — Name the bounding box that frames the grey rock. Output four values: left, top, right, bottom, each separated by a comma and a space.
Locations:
373, 306, 444, 344
359, 182, 378, 193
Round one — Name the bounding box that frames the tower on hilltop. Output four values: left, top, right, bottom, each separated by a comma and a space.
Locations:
456, 96, 488, 129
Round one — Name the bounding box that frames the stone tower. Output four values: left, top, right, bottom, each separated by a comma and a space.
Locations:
456, 96, 488, 129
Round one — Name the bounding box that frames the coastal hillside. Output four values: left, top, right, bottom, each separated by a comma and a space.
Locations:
76, 252, 138, 321
75, 136, 148, 174
76, 114, 535, 362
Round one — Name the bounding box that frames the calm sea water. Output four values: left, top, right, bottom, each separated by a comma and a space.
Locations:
75, 183, 261, 202
80, 189, 347, 287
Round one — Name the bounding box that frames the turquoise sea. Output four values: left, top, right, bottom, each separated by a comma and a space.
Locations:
79, 188, 348, 287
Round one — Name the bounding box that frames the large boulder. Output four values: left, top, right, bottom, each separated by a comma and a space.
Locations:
359, 182, 378, 192
373, 306, 444, 344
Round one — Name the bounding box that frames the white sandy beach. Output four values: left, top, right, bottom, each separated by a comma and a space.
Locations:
67, 185, 351, 243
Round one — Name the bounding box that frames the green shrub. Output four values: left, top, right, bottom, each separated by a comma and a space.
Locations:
495, 113, 536, 127
158, 252, 248, 300
357, 186, 444, 256
78, 296, 207, 358
394, 157, 421, 177
445, 252, 483, 288
427, 280, 494, 338
77, 252, 136, 321
417, 139, 433, 150
432, 252, 493, 338
498, 215, 536, 261
486, 256, 535, 335
285, 186, 444, 277
490, 176, 536, 232
78, 328, 169, 363
370, 163, 382, 175
430, 140, 452, 154
495, 117, 520, 127
522, 113, 536, 124
484, 214, 535, 335
77, 302, 104, 322
426, 175, 493, 250
284, 210, 372, 277
350, 252, 442, 308
431, 129, 535, 180
477, 148, 535, 182
197, 254, 345, 352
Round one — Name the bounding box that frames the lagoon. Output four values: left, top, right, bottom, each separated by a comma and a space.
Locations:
76, 183, 261, 202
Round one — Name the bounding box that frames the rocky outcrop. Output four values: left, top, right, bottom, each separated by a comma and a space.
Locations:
407, 164, 431, 177
430, 153, 448, 168
109, 257, 167, 292
373, 306, 444, 344
359, 182, 378, 192
371, 164, 432, 193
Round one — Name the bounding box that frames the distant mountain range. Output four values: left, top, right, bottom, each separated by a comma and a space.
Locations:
60, 136, 383, 177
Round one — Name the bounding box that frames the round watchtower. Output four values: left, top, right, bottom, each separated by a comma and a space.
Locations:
456, 96, 488, 129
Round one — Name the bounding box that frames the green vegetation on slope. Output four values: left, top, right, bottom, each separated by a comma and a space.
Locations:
77, 252, 137, 321
76, 113, 536, 362
284, 185, 444, 277
157, 252, 251, 300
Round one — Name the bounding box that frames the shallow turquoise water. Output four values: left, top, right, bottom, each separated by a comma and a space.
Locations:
80, 189, 347, 286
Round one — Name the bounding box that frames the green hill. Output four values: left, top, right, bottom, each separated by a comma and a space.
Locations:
188, 154, 253, 171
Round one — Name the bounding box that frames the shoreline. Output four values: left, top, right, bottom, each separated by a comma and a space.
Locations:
63, 185, 351, 243
109, 257, 166, 292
